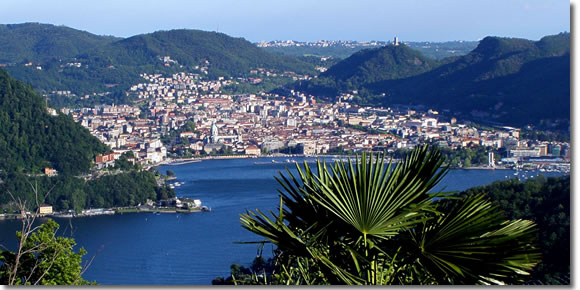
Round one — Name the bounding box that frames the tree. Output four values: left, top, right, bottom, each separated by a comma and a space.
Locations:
0, 188, 94, 285
0, 220, 94, 285
240, 145, 540, 285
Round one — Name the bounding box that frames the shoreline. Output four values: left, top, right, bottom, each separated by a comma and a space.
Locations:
0, 206, 209, 220
155, 155, 521, 171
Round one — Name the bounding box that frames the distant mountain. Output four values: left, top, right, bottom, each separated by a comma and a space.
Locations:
294, 44, 439, 96
260, 40, 478, 60
96, 29, 315, 76
371, 33, 570, 127
0, 69, 108, 175
0, 23, 119, 63
0, 24, 316, 96
295, 33, 570, 128
321, 44, 439, 83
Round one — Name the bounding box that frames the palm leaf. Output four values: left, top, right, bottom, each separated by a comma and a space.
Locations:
403, 193, 541, 284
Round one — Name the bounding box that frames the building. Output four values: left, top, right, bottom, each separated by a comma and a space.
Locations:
245, 145, 261, 156
38, 204, 53, 215
509, 148, 541, 158
95, 153, 116, 169
44, 167, 57, 177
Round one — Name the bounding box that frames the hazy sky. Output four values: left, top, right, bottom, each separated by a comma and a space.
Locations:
1, 0, 570, 42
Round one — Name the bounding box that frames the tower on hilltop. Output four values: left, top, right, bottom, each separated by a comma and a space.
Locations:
394, 36, 400, 46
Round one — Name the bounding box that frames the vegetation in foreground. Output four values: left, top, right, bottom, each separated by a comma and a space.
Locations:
0, 218, 94, 285
215, 145, 541, 285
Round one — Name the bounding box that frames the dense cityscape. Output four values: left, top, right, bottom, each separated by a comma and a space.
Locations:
51, 61, 570, 172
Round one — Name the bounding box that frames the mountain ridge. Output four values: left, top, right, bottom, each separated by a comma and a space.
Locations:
294, 32, 570, 128
0, 23, 316, 96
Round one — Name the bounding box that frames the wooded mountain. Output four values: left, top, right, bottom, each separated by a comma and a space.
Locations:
1, 23, 316, 95
295, 44, 440, 96
102, 29, 315, 76
0, 23, 120, 63
295, 33, 570, 129
0, 69, 108, 175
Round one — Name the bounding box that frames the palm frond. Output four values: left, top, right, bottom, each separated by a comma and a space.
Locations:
404, 193, 541, 284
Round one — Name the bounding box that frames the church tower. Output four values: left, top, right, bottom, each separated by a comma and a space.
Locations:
210, 122, 219, 143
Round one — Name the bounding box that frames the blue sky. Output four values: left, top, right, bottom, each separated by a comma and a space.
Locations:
1, 0, 569, 42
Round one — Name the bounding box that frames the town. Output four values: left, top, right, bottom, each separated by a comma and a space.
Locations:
49, 60, 569, 173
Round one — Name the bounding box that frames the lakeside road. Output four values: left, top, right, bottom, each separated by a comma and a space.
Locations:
154, 155, 524, 171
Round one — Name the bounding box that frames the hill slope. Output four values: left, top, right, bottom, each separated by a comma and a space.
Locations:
102, 29, 315, 76
0, 69, 173, 212
295, 44, 439, 96
0, 69, 108, 174
0, 23, 119, 63
370, 33, 570, 127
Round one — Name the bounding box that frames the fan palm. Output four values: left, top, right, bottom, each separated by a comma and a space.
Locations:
240, 145, 540, 285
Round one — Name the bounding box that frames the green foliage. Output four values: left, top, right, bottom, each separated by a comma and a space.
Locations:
0, 70, 172, 211
113, 151, 139, 171
0, 170, 175, 212
343, 123, 390, 135
0, 69, 108, 174
438, 145, 493, 167
462, 175, 570, 284
239, 145, 540, 285
0, 219, 95, 285
520, 129, 570, 142
212, 256, 277, 285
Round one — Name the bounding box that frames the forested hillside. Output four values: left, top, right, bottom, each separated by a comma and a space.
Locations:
0, 23, 119, 63
0, 69, 108, 174
293, 44, 439, 96
0, 69, 173, 212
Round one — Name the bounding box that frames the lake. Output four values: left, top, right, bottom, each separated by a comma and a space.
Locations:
0, 156, 565, 285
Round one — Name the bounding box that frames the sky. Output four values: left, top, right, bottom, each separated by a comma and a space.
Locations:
1, 0, 570, 42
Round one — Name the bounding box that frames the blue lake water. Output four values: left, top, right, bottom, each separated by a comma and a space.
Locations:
0, 157, 565, 285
